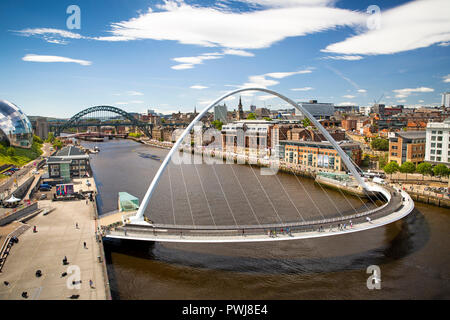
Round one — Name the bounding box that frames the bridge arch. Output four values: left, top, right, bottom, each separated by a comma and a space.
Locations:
57, 105, 152, 137
133, 88, 369, 222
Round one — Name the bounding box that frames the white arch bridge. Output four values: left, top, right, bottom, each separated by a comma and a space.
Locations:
100, 88, 414, 243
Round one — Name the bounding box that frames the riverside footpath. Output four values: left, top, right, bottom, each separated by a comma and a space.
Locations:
0, 177, 110, 300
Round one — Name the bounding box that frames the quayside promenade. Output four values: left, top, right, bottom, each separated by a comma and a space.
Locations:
0, 177, 109, 300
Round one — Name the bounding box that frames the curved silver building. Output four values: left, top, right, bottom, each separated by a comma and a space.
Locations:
0, 100, 33, 148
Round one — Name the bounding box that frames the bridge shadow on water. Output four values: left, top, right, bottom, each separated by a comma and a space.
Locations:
104, 208, 430, 283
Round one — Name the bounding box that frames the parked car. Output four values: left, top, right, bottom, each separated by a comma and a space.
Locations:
39, 183, 52, 191
39, 194, 47, 200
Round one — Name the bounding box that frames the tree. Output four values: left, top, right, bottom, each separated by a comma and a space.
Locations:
416, 162, 433, 178
52, 139, 63, 150
371, 138, 389, 151
247, 113, 256, 120
400, 161, 416, 179
33, 135, 43, 144
45, 132, 55, 143
211, 120, 223, 131
302, 117, 311, 128
383, 161, 400, 178
433, 164, 449, 179
264, 117, 272, 121
378, 153, 389, 169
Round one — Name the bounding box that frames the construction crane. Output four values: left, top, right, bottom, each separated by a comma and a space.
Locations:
373, 93, 384, 105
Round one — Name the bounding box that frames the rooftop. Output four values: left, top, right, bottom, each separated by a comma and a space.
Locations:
395, 131, 426, 139
280, 140, 359, 148
56, 145, 86, 157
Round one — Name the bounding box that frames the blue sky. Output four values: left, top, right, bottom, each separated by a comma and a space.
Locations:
0, 0, 449, 118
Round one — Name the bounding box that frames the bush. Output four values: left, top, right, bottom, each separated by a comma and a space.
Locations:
6, 147, 15, 157
247, 113, 256, 120
33, 135, 43, 144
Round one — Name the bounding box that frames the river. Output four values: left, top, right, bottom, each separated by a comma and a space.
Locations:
83, 139, 450, 299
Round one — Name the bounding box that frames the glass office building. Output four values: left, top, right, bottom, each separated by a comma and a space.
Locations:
0, 100, 33, 148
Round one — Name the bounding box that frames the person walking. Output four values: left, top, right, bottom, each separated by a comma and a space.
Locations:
89, 279, 94, 289
75, 222, 78, 229
83, 242, 87, 249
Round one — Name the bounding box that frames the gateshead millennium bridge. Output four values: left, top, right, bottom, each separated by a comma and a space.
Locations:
99, 88, 414, 243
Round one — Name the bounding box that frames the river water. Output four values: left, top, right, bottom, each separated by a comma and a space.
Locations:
83, 139, 450, 299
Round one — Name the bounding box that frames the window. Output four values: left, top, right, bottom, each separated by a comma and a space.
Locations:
438, 136, 443, 141
437, 157, 441, 161
392, 146, 398, 149
391, 152, 398, 156
432, 136, 436, 141
437, 150, 442, 155
432, 130, 436, 134
438, 131, 443, 134
431, 143, 436, 147
431, 156, 435, 160
431, 149, 435, 154
437, 143, 442, 148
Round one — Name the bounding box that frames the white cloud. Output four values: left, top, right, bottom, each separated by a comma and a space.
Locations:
242, 68, 313, 88
291, 87, 313, 91
22, 54, 91, 66
238, 0, 332, 8
357, 89, 367, 93
342, 94, 355, 99
171, 52, 223, 70
323, 0, 450, 56
222, 49, 254, 57
337, 101, 358, 106
393, 87, 434, 98
397, 99, 407, 103
190, 85, 208, 89
15, 28, 84, 44
418, 100, 424, 103
127, 91, 144, 96
439, 42, 450, 47
443, 74, 450, 83
171, 64, 195, 70
322, 55, 363, 61
98, 1, 365, 49
265, 69, 312, 79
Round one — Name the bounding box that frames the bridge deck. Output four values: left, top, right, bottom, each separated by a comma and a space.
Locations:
102, 186, 414, 243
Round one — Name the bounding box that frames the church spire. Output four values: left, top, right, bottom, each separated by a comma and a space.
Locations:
237, 96, 244, 120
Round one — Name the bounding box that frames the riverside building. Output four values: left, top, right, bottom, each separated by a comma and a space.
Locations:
425, 119, 450, 165
388, 131, 426, 165
279, 140, 362, 172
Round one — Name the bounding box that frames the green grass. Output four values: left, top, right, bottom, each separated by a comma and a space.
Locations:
0, 142, 43, 168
